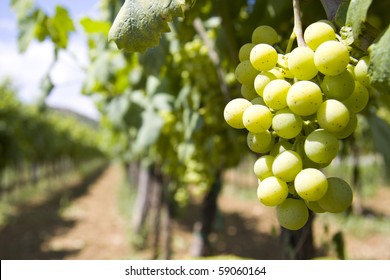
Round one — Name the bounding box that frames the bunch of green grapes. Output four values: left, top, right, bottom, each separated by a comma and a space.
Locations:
224, 22, 373, 231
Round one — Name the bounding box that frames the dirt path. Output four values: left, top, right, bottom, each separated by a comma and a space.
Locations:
41, 165, 130, 259
0, 164, 131, 260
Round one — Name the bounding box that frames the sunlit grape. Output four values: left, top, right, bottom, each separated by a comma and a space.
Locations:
314, 41, 349, 76
287, 47, 318, 80
257, 176, 288, 206
304, 21, 336, 50
287, 81, 323, 116
304, 129, 339, 164
224, 98, 252, 129
250, 44, 278, 71
294, 168, 328, 201
272, 150, 302, 182
242, 104, 272, 133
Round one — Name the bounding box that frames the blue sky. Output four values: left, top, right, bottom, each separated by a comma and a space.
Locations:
0, 0, 101, 119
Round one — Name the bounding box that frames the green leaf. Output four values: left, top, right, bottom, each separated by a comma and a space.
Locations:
11, 0, 35, 19
367, 111, 390, 177
80, 17, 111, 36
132, 108, 164, 154
83, 51, 112, 93
345, 0, 373, 43
47, 6, 75, 48
108, 0, 185, 53
334, 1, 349, 27
16, 10, 39, 52
34, 10, 49, 42
368, 26, 390, 94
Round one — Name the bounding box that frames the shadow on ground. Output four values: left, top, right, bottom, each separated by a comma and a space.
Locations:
175, 203, 283, 260
0, 165, 107, 260
211, 211, 283, 259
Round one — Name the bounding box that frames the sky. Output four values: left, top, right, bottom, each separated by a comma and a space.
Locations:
0, 0, 102, 120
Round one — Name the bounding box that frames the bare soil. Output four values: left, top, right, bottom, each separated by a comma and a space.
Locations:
0, 165, 130, 260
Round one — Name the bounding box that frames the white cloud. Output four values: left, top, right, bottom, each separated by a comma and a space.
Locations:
0, 17, 16, 34
0, 35, 100, 120
0, 40, 54, 102
45, 84, 100, 120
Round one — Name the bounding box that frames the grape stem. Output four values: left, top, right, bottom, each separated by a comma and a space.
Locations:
285, 31, 296, 54
292, 0, 306, 48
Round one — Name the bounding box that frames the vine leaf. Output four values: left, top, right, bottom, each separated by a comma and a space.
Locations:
108, 0, 185, 53
345, 0, 372, 44
367, 111, 390, 178
368, 26, 390, 94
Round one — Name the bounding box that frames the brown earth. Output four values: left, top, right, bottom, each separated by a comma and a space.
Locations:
0, 165, 130, 260
1, 164, 389, 260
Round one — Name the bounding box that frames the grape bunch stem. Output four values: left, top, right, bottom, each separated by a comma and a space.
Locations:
293, 0, 306, 48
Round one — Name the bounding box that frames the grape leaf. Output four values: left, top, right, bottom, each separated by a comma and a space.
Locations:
367, 111, 390, 178
345, 0, 372, 43
133, 108, 164, 154
368, 26, 390, 94
80, 18, 111, 36
108, 0, 185, 53
47, 6, 75, 48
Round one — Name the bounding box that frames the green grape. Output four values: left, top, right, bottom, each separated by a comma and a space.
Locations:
304, 21, 336, 50
276, 198, 309, 230
317, 99, 350, 133
241, 84, 258, 100
269, 140, 293, 157
242, 104, 272, 133
333, 113, 357, 139
253, 155, 275, 180
287, 47, 318, 80
251, 96, 266, 105
354, 56, 370, 87
268, 67, 285, 79
277, 54, 294, 78
287, 80, 323, 116
250, 44, 278, 71
342, 81, 369, 113
294, 168, 328, 201
304, 129, 339, 164
257, 176, 288, 206
223, 98, 252, 129
272, 108, 303, 139
254, 72, 276, 96
347, 64, 355, 78
318, 177, 353, 213
252, 25, 279, 45
235, 60, 259, 85
305, 200, 326, 213
314, 41, 350, 76
272, 150, 302, 182
302, 150, 330, 170
247, 130, 274, 153
239, 43, 255, 62
263, 79, 291, 110
321, 70, 355, 101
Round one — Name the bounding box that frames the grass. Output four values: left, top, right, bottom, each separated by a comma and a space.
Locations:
319, 211, 390, 238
